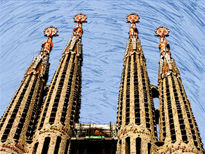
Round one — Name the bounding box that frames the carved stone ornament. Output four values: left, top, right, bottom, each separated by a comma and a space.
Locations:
126, 13, 140, 23
44, 26, 58, 37
74, 14, 87, 23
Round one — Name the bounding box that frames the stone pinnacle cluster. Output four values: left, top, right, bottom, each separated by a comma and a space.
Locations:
0, 13, 204, 154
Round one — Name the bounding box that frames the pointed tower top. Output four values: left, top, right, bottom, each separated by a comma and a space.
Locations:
26, 26, 58, 75
155, 26, 170, 52
155, 26, 175, 79
74, 13, 87, 23
126, 13, 140, 23
124, 13, 141, 55
69, 14, 87, 44
155, 26, 170, 37
44, 26, 58, 37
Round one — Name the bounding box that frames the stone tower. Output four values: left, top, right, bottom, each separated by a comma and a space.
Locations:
156, 26, 204, 153
30, 14, 86, 154
0, 26, 58, 153
116, 13, 157, 154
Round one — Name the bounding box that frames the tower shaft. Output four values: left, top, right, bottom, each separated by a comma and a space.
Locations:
155, 26, 204, 153
158, 62, 204, 153
116, 14, 157, 154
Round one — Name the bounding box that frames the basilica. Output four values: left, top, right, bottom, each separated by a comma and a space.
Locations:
0, 13, 204, 154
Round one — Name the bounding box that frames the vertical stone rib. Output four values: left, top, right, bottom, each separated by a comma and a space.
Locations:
0, 75, 32, 142
73, 65, 82, 123
168, 76, 182, 142
136, 55, 146, 127
38, 55, 66, 130
126, 56, 131, 125
149, 84, 158, 138
49, 53, 73, 125
70, 62, 81, 123
173, 77, 192, 141
121, 58, 129, 127
26, 78, 44, 142
141, 138, 148, 153
133, 54, 140, 125
121, 138, 126, 154
171, 76, 188, 143
142, 56, 156, 136
130, 55, 135, 124
61, 54, 78, 126
131, 137, 136, 154
46, 54, 69, 125
141, 65, 150, 129
14, 76, 38, 141
117, 67, 125, 126
10, 75, 36, 139
159, 83, 166, 141
60, 53, 75, 124
162, 78, 172, 142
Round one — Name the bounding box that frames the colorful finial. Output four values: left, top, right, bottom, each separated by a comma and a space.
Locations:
126, 13, 140, 23
44, 26, 58, 37
41, 26, 58, 56
74, 13, 87, 23
69, 14, 87, 53
155, 26, 170, 53
127, 13, 139, 40
71, 14, 87, 39
155, 26, 169, 37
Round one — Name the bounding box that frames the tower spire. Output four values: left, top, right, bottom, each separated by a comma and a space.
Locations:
116, 13, 157, 154
31, 14, 86, 154
0, 26, 58, 154
155, 26, 179, 81
156, 26, 204, 153
126, 13, 140, 56
69, 14, 87, 53
27, 26, 58, 77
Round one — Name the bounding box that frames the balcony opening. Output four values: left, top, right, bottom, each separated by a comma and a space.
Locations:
54, 136, 61, 154
42, 137, 50, 154
64, 140, 69, 154
148, 143, 151, 154
136, 137, 141, 154
126, 137, 130, 154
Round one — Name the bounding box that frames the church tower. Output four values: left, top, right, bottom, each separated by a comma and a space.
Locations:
30, 14, 86, 154
156, 26, 204, 153
116, 14, 157, 154
0, 26, 58, 153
